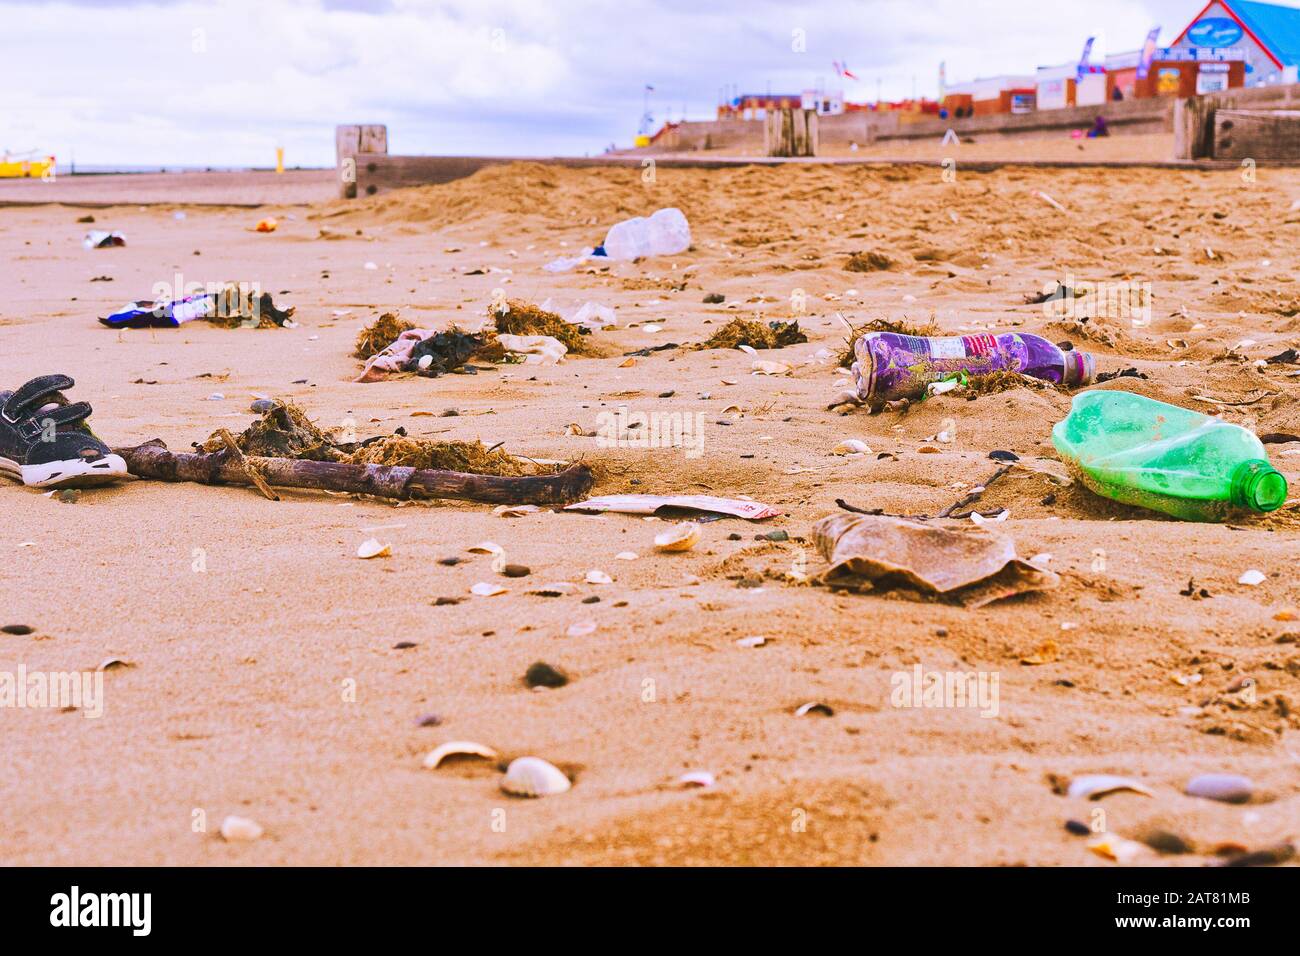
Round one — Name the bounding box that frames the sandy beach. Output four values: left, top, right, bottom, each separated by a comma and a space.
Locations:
1, 160, 1297, 866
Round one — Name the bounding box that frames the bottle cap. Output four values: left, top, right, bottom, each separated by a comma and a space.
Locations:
1230, 460, 1288, 512
1065, 350, 1095, 387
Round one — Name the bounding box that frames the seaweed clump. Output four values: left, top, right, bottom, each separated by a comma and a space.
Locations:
198, 401, 558, 476
844, 251, 894, 273
837, 315, 942, 368
408, 327, 499, 375
354, 312, 417, 359
203, 284, 296, 329
962, 370, 1055, 396
198, 402, 348, 459
347, 436, 543, 476
701, 318, 807, 350
492, 299, 589, 354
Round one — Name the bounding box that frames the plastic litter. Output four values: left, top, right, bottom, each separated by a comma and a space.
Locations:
99, 284, 296, 329
602, 207, 691, 261
565, 494, 782, 520
1052, 391, 1288, 521
812, 512, 1059, 607
851, 331, 1094, 404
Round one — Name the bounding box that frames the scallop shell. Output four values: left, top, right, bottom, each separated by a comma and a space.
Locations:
654, 522, 701, 552
422, 740, 499, 770
220, 815, 264, 842
615, 551, 638, 561
832, 439, 870, 456
566, 621, 597, 637
500, 756, 571, 797
356, 538, 391, 559
585, 569, 612, 584
470, 581, 508, 596
752, 360, 790, 376
1238, 569, 1266, 586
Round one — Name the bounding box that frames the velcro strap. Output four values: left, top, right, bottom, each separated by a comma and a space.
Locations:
28, 401, 93, 430
1, 375, 76, 423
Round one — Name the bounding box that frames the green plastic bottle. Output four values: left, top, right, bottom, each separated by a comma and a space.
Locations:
1052, 391, 1288, 522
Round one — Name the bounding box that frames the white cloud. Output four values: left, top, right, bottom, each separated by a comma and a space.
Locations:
0, 0, 1207, 168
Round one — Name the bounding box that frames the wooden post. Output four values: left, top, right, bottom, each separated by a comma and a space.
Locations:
335, 124, 388, 198
1212, 108, 1300, 161
764, 109, 818, 157
1173, 96, 1215, 161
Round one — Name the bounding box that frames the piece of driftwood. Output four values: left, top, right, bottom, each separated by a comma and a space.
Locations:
217, 428, 279, 502
113, 440, 595, 505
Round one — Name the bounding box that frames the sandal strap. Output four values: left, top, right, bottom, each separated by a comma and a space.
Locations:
29, 401, 93, 429
1, 374, 76, 424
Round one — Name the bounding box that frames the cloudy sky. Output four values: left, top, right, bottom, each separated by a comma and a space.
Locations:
0, 0, 1258, 168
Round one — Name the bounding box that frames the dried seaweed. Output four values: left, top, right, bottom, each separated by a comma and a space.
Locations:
701, 318, 807, 350
354, 312, 417, 359
492, 299, 589, 353
844, 251, 894, 273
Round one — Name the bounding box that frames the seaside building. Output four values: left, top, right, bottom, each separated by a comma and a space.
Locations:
1035, 62, 1108, 109
941, 75, 1037, 115
1167, 0, 1300, 86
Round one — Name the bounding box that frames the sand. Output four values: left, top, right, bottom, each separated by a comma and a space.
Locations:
1, 159, 1298, 866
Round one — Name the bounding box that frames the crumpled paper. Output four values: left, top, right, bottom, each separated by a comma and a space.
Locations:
812, 512, 1058, 607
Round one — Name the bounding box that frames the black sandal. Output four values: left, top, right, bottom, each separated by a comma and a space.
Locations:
0, 375, 127, 488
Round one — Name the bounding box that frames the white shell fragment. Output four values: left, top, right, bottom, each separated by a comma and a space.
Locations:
654, 522, 701, 552
970, 510, 1008, 526
96, 657, 133, 672
500, 756, 571, 797
220, 815, 264, 842
585, 569, 613, 584
832, 439, 871, 456
494, 504, 542, 517
468, 541, 503, 555
1238, 569, 1266, 586
356, 538, 391, 559
1067, 774, 1155, 800
1087, 834, 1145, 864
615, 551, 638, 561
422, 740, 500, 770
679, 771, 716, 789
566, 621, 597, 637
470, 582, 508, 596
736, 636, 767, 648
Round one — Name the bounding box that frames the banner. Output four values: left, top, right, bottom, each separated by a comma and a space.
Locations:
1137, 26, 1161, 80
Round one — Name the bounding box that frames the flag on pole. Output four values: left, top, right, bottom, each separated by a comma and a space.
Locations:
1136, 27, 1161, 80
1076, 37, 1095, 83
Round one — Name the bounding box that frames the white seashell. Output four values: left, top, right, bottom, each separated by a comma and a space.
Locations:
493, 504, 541, 517
417, 354, 433, 370
356, 538, 390, 559
422, 740, 499, 769
1087, 835, 1145, 864
654, 522, 701, 552
220, 815, 264, 842
467, 541, 503, 555
1238, 569, 1266, 586
1067, 774, 1154, 800
737, 344, 757, 356
832, 439, 870, 456
566, 621, 597, 637
752, 360, 790, 375
736, 635, 767, 648
679, 771, 716, 788
970, 510, 1008, 526
928, 379, 960, 397
470, 582, 508, 596
97, 657, 132, 671
643, 323, 662, 333
500, 756, 571, 797
615, 551, 638, 561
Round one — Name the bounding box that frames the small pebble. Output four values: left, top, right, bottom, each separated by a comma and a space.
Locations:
1064, 819, 1090, 836
703, 293, 725, 304
1186, 773, 1253, 804
581, 595, 600, 604
501, 564, 531, 578
438, 557, 463, 566
1140, 829, 1194, 855
2, 624, 35, 635
434, 596, 462, 606
392, 641, 417, 650
250, 399, 278, 414
416, 713, 443, 727
988, 450, 1019, 462
524, 661, 568, 689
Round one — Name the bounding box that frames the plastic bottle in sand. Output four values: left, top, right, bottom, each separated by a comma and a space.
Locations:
850, 331, 1094, 403
602, 208, 691, 261
1052, 391, 1288, 521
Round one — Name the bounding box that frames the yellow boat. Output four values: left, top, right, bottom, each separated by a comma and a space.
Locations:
0, 156, 55, 178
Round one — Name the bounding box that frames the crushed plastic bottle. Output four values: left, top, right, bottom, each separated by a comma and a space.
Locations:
602, 208, 691, 261
851, 331, 1094, 403
1052, 390, 1288, 521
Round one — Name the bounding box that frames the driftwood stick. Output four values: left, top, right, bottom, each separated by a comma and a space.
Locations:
218, 428, 280, 502
113, 440, 595, 505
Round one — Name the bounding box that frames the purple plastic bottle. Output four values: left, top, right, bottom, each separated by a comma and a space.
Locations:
851, 331, 1095, 403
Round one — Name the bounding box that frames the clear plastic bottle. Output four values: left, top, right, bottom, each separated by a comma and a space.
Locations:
602, 208, 691, 260
1052, 390, 1288, 521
